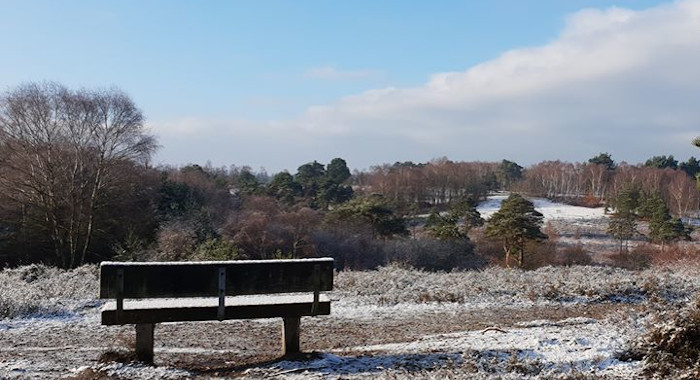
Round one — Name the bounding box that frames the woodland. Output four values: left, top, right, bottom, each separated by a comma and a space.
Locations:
1, 83, 699, 270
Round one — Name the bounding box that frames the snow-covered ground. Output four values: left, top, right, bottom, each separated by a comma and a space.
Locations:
477, 193, 607, 224
2, 196, 700, 379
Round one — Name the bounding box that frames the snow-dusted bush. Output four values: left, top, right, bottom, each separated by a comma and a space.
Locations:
384, 238, 484, 271
0, 264, 99, 319
334, 263, 700, 307
621, 295, 700, 379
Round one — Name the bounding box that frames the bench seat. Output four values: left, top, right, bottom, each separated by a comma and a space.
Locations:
101, 294, 331, 325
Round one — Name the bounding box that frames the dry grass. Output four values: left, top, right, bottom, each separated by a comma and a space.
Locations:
0, 264, 98, 318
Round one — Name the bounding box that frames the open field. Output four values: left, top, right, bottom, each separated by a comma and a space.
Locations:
2, 262, 700, 379
2, 197, 700, 379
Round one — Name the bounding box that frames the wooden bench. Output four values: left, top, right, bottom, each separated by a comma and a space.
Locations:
99, 258, 334, 363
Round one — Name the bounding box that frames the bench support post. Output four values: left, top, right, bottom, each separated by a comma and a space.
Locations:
135, 323, 155, 363
282, 317, 300, 356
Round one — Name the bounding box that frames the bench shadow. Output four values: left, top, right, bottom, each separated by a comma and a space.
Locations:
185, 351, 464, 377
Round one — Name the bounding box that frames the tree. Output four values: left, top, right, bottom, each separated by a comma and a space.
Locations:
646, 192, 690, 250
424, 210, 463, 240
588, 152, 617, 171
318, 181, 354, 208
236, 169, 261, 195
497, 160, 523, 190
319, 158, 354, 208
645, 155, 678, 169
295, 161, 326, 207
485, 193, 546, 268
450, 197, 484, 234
326, 195, 408, 238
679, 157, 700, 178
607, 187, 639, 254
326, 157, 351, 184
276, 207, 321, 258
0, 82, 156, 268
267, 171, 302, 205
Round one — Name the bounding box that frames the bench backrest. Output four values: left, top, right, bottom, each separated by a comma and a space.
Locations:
100, 258, 334, 300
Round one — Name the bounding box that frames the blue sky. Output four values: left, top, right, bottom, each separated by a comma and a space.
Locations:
1, 0, 698, 172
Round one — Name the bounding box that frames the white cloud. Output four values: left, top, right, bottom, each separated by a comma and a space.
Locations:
297, 1, 700, 159
154, 1, 700, 172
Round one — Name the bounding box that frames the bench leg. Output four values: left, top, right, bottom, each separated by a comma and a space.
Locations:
135, 323, 155, 363
282, 317, 300, 356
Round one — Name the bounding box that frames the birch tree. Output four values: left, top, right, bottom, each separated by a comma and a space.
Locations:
0, 82, 156, 267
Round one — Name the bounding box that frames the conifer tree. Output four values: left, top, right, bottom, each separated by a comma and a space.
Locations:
647, 193, 690, 251
485, 193, 546, 268
451, 197, 484, 234
607, 187, 639, 254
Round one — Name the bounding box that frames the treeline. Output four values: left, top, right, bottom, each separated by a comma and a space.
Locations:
517, 153, 699, 216
2, 83, 699, 270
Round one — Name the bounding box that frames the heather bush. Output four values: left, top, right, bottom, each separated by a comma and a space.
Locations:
384, 238, 484, 271
0, 264, 99, 319
609, 244, 654, 270
557, 245, 594, 266
313, 230, 387, 270
622, 294, 700, 379
334, 263, 700, 306
651, 242, 700, 267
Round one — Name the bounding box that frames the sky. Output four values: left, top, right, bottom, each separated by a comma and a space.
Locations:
1, 0, 699, 173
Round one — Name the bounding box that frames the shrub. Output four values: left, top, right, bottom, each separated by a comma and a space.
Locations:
155, 220, 198, 261
521, 239, 558, 270
384, 238, 484, 272
0, 264, 99, 319
312, 231, 387, 270
652, 243, 700, 267
609, 244, 654, 270
622, 295, 700, 379
557, 245, 594, 266
192, 238, 241, 261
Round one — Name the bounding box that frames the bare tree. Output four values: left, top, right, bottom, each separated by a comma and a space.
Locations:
0, 82, 156, 267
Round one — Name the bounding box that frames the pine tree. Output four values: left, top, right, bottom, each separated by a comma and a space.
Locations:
647, 193, 690, 251
425, 210, 463, 240
485, 193, 546, 268
450, 197, 484, 234
607, 187, 639, 253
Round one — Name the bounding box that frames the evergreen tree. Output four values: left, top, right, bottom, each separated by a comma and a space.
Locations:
485, 193, 546, 268
267, 171, 302, 205
607, 187, 639, 253
326, 157, 351, 184
326, 195, 408, 238
497, 160, 523, 190
588, 152, 617, 171
295, 161, 326, 207
679, 157, 700, 178
319, 158, 354, 208
647, 194, 690, 250
424, 210, 463, 240
644, 155, 678, 169
450, 197, 484, 234
237, 169, 261, 195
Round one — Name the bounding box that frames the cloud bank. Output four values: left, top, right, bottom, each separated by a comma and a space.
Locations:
153, 0, 700, 172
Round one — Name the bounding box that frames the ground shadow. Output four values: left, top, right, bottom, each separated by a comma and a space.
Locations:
183, 351, 464, 377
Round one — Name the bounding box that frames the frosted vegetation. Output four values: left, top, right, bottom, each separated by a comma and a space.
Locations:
0, 264, 98, 319
4, 262, 700, 378
3, 262, 700, 320
334, 264, 700, 307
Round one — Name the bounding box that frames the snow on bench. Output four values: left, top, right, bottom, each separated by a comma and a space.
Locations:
99, 258, 334, 363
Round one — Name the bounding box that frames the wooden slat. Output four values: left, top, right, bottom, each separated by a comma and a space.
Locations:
100, 258, 334, 299
101, 301, 331, 325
